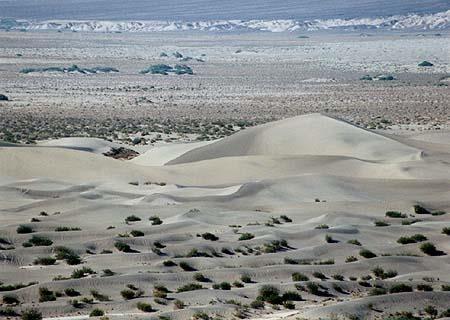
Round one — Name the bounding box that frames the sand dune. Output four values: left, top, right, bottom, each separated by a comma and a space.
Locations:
169, 114, 422, 164
1, 114, 450, 320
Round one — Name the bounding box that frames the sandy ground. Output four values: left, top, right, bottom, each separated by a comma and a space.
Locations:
1, 114, 450, 320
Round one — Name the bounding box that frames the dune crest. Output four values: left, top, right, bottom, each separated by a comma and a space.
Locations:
169, 113, 422, 164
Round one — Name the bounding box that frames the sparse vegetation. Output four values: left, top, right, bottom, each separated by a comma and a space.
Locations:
201, 232, 219, 241
33, 256, 56, 265
359, 249, 377, 259
125, 215, 141, 223
292, 272, 309, 282
137, 302, 154, 312
17, 225, 34, 234
386, 211, 406, 218
89, 308, 105, 317
71, 267, 96, 279
239, 233, 254, 241
177, 283, 203, 292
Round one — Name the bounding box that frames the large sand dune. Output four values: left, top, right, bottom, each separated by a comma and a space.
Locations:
1, 114, 449, 320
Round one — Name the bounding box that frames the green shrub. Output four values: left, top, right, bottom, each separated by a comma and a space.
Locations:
325, 234, 337, 243
442, 227, 450, 235
114, 241, 133, 252
345, 256, 358, 263
283, 301, 295, 309
389, 283, 413, 293
130, 230, 144, 237
193, 273, 210, 282
420, 242, 442, 256
125, 215, 141, 222
369, 287, 387, 296
90, 290, 110, 301
55, 226, 81, 232
292, 272, 309, 282
201, 232, 219, 241
177, 283, 203, 292
179, 261, 196, 271
102, 269, 115, 277
315, 224, 329, 229
281, 291, 302, 301
28, 235, 52, 246
64, 288, 80, 297
347, 239, 361, 246
374, 220, 390, 227
359, 249, 377, 259
312, 271, 327, 280
241, 274, 252, 283
149, 216, 163, 225
89, 308, 104, 317
417, 284, 433, 291
120, 289, 137, 300
33, 256, 56, 265
257, 285, 281, 304
386, 211, 406, 218
2, 294, 19, 304
442, 284, 450, 291
280, 215, 292, 223
17, 225, 33, 234
250, 300, 264, 309
239, 233, 254, 241
218, 282, 231, 290
163, 260, 176, 267
71, 267, 95, 279
424, 305, 438, 317
413, 205, 430, 215
21, 308, 42, 320
174, 299, 185, 309
54, 246, 81, 265
137, 302, 153, 312
39, 287, 56, 302
332, 274, 344, 281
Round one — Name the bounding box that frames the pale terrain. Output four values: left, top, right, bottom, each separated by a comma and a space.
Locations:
0, 26, 450, 320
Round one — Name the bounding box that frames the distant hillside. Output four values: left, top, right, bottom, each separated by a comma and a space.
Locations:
1, 0, 449, 21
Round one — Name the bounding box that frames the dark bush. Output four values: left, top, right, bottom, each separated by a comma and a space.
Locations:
177, 283, 203, 292
29, 235, 53, 246
3, 294, 19, 304
21, 308, 42, 320
39, 287, 56, 302
193, 273, 210, 282
136, 302, 153, 312
89, 308, 104, 317
389, 283, 413, 293
386, 211, 406, 218
71, 267, 95, 279
64, 288, 80, 297
257, 285, 281, 304
125, 215, 141, 222
130, 230, 144, 237
292, 272, 309, 282
33, 256, 56, 265
17, 225, 33, 234
414, 205, 431, 215
201, 232, 219, 241
420, 242, 444, 256
179, 261, 196, 271
239, 233, 254, 241
359, 249, 377, 259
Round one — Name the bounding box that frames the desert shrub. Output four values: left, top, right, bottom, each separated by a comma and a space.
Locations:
420, 242, 443, 256
432, 211, 446, 216
39, 287, 56, 302
374, 220, 390, 227
179, 261, 196, 271
372, 266, 397, 279
177, 283, 203, 292
218, 282, 231, 290
71, 267, 95, 279
282, 291, 302, 301
17, 225, 33, 234
284, 257, 299, 264
64, 288, 80, 297
90, 290, 110, 301
312, 271, 327, 280
280, 215, 292, 223
239, 233, 254, 241
193, 273, 210, 282
120, 289, 137, 300
136, 302, 153, 312
201, 232, 219, 241
153, 288, 167, 298
332, 274, 344, 281
417, 284, 433, 291
345, 256, 358, 263
33, 256, 56, 265
369, 287, 387, 296
29, 235, 52, 246
241, 274, 252, 283
292, 272, 309, 282
389, 283, 413, 294
130, 230, 144, 237
386, 211, 406, 218
0, 282, 37, 292
154, 241, 165, 249
263, 240, 288, 253
257, 285, 281, 304
347, 239, 361, 246
397, 234, 427, 245
441, 284, 450, 291
306, 282, 321, 295
89, 308, 104, 317
149, 216, 163, 225
54, 246, 81, 265
402, 219, 421, 225
325, 234, 337, 243
359, 249, 377, 259
21, 308, 42, 320
424, 305, 438, 317
2, 294, 19, 304
163, 260, 176, 267
102, 269, 115, 277
192, 312, 210, 320
55, 226, 81, 232
174, 299, 185, 309
283, 301, 295, 309
125, 215, 141, 222
414, 205, 430, 215
442, 227, 450, 235
233, 281, 244, 288
114, 241, 133, 252
250, 300, 264, 309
